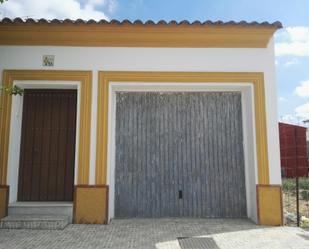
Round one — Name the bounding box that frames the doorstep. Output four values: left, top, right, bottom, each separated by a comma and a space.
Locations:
9, 202, 73, 207
8, 202, 74, 223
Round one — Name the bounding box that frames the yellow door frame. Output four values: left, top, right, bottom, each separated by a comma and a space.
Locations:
95, 71, 269, 185
0, 70, 92, 185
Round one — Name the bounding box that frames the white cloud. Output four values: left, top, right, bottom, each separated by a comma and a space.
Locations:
295, 102, 309, 120
284, 58, 299, 67
279, 114, 300, 125
285, 27, 309, 42
275, 27, 309, 57
86, 0, 116, 12
87, 0, 106, 6
0, 0, 117, 20
107, 0, 117, 13
294, 80, 309, 97
278, 96, 286, 102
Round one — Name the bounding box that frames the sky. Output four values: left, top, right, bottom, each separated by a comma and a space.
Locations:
1, 0, 309, 125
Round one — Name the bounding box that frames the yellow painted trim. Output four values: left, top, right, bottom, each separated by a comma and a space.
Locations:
96, 71, 270, 185
0, 70, 92, 184
74, 185, 109, 224
257, 184, 283, 226
0, 24, 278, 48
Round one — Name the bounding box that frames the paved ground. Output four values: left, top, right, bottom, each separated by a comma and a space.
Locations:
0, 219, 309, 249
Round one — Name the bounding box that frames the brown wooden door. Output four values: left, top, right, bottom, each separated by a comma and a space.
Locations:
18, 89, 77, 201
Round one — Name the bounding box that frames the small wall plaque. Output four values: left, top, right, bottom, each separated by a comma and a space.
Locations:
42, 55, 55, 67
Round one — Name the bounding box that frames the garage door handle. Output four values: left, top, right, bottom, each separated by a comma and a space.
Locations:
179, 190, 183, 199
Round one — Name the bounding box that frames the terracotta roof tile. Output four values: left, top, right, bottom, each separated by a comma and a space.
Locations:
0, 18, 283, 29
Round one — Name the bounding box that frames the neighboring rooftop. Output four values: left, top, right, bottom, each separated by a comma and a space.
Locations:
0, 18, 282, 48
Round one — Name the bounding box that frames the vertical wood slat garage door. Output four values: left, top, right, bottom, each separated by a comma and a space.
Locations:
115, 92, 246, 218
18, 89, 77, 201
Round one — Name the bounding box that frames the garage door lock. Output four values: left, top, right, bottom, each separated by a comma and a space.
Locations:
179, 190, 183, 199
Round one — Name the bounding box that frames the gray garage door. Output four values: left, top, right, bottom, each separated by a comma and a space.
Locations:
115, 92, 246, 218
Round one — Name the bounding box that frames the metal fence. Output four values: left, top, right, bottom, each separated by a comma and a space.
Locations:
282, 177, 309, 227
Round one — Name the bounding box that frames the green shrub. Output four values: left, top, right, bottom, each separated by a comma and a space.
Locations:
301, 190, 309, 201
299, 178, 309, 190
282, 178, 296, 192
282, 178, 309, 192
301, 216, 309, 228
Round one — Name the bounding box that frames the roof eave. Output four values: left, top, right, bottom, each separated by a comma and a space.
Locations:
0, 18, 282, 48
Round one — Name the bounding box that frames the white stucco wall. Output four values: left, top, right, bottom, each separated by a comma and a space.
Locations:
0, 38, 281, 203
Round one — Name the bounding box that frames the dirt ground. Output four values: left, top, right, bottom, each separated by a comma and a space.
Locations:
283, 191, 309, 226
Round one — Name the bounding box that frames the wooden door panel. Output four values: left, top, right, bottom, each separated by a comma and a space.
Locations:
18, 89, 77, 201
31, 93, 45, 201
63, 95, 77, 201
39, 93, 53, 201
